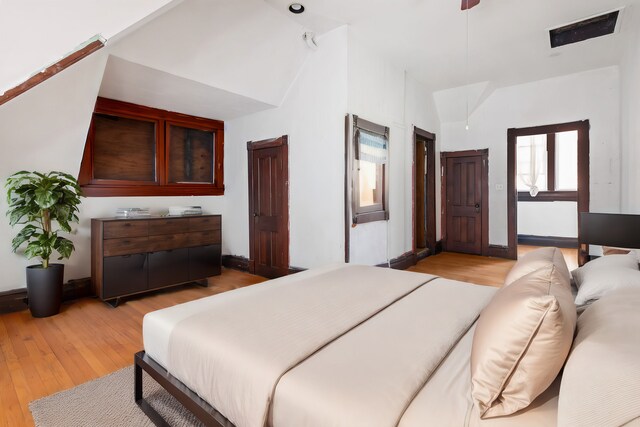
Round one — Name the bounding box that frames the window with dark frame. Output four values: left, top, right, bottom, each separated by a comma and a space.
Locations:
351, 115, 389, 224
516, 125, 580, 202
79, 98, 224, 197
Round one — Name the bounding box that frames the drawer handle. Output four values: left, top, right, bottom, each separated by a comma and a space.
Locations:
124, 223, 131, 227
122, 240, 130, 244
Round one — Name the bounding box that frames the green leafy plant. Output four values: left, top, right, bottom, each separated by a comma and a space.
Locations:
6, 171, 82, 268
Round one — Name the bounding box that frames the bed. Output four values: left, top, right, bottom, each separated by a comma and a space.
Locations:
134, 213, 640, 427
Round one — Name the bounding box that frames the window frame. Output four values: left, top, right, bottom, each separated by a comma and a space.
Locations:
79, 97, 224, 197
351, 115, 389, 224
515, 124, 581, 202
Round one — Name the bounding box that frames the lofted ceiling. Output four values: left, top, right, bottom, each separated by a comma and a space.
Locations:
265, 0, 640, 92
94, 0, 640, 121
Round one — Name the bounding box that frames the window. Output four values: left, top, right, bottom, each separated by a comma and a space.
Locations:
79, 98, 224, 196
515, 125, 581, 202
351, 115, 389, 224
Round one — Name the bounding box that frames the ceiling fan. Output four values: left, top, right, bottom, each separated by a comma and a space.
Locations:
461, 0, 480, 10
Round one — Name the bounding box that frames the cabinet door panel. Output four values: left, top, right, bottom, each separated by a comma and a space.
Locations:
189, 245, 221, 280
103, 254, 148, 299
148, 249, 190, 289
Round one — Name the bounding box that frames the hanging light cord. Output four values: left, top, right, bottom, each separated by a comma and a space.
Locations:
466, 5, 470, 131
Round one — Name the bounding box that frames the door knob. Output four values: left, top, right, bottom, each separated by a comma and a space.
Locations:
253, 213, 258, 217
475, 203, 480, 213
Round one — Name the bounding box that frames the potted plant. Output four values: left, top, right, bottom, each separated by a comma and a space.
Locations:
5, 171, 82, 317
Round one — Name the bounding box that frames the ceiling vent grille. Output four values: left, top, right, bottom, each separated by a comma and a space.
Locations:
550, 10, 619, 48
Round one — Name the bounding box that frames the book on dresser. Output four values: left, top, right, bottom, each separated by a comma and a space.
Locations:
91, 215, 222, 306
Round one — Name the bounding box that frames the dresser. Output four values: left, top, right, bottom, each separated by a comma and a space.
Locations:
91, 215, 221, 306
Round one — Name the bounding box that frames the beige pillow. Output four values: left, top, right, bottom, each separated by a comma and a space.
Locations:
504, 247, 570, 287
558, 287, 640, 426
471, 264, 576, 418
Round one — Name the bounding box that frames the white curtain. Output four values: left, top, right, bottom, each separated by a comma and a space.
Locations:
517, 135, 546, 197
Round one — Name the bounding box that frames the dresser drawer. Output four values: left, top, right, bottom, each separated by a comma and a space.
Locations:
188, 230, 221, 246
103, 236, 150, 256
189, 216, 221, 231
148, 233, 190, 252
148, 218, 190, 235
103, 220, 148, 239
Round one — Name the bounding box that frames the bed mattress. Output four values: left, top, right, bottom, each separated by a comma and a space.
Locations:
143, 264, 560, 427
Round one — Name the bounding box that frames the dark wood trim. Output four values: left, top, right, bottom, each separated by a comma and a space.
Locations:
487, 245, 510, 259
440, 149, 490, 256
135, 351, 233, 427
547, 133, 556, 192
80, 97, 225, 197
376, 251, 418, 270
221, 255, 249, 272
577, 121, 591, 266
247, 136, 290, 277
435, 240, 443, 254
0, 39, 104, 107
517, 234, 579, 248
412, 127, 437, 256
0, 277, 93, 314
517, 191, 577, 202
344, 115, 351, 263
507, 120, 590, 263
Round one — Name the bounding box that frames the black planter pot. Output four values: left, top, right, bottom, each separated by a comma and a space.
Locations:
26, 263, 64, 318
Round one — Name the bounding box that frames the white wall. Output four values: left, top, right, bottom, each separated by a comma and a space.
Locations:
0, 0, 178, 94
440, 66, 621, 246
347, 33, 440, 265
517, 202, 577, 238
224, 26, 349, 269
620, 6, 640, 213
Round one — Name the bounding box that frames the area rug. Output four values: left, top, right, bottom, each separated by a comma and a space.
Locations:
29, 366, 204, 426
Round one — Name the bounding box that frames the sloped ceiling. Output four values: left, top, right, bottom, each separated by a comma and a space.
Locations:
103, 0, 310, 111
265, 0, 640, 92
0, 0, 181, 95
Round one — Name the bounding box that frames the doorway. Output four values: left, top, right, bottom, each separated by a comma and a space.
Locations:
413, 127, 436, 257
507, 120, 589, 265
441, 149, 489, 255
247, 136, 290, 278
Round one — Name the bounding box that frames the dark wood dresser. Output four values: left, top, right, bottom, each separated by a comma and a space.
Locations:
91, 215, 221, 306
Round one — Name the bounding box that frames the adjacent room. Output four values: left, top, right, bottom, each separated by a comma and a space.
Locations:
1, 0, 639, 425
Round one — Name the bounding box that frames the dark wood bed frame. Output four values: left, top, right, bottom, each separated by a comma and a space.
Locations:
135, 212, 640, 426
135, 351, 233, 427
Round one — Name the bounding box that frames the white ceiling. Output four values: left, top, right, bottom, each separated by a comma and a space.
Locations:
265, 0, 640, 91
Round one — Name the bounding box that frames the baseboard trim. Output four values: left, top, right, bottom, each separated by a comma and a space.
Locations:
517, 235, 578, 249
222, 255, 306, 275
487, 245, 512, 259
0, 277, 93, 314
221, 255, 249, 272
376, 251, 418, 270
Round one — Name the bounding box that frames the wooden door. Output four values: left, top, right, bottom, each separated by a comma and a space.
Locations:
413, 128, 437, 256
443, 151, 487, 255
248, 136, 289, 278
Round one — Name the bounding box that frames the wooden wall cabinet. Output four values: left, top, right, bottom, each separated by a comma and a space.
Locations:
91, 215, 221, 306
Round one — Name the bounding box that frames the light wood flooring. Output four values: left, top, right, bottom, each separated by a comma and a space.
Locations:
0, 247, 574, 426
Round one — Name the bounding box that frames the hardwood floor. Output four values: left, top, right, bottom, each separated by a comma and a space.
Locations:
0, 248, 563, 426
0, 269, 266, 427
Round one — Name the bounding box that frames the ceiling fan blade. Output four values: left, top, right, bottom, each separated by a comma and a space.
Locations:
461, 0, 480, 10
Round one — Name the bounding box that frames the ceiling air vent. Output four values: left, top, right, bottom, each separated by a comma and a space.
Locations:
550, 10, 619, 48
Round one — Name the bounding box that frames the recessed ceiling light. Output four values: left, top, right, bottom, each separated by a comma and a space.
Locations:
289, 3, 305, 14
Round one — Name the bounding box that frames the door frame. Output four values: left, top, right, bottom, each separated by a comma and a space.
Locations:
412, 127, 437, 256
247, 135, 290, 275
440, 149, 489, 256
506, 120, 590, 264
